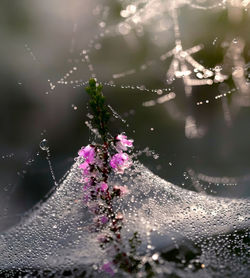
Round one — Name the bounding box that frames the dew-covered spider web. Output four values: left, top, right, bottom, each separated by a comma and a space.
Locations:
0, 0, 250, 277
0, 161, 249, 277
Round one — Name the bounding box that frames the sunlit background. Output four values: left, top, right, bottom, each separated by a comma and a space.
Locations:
0, 0, 249, 231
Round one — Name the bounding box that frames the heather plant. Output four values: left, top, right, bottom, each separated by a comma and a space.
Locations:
78, 79, 152, 276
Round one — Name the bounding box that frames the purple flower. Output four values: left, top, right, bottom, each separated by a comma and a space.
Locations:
100, 216, 109, 224
101, 262, 115, 276
78, 145, 95, 164
110, 153, 132, 174
115, 134, 133, 152
93, 215, 109, 227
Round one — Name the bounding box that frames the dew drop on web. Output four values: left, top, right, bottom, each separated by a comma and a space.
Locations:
39, 139, 49, 151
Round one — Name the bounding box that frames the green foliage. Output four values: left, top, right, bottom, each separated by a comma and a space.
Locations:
85, 79, 110, 142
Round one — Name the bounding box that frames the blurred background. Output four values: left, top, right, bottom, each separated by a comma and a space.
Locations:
0, 0, 249, 231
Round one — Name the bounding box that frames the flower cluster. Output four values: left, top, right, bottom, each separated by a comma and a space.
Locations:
78, 133, 133, 204
115, 134, 133, 152
79, 79, 143, 276
111, 134, 133, 174
78, 133, 134, 274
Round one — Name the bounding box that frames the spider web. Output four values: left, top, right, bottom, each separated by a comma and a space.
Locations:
0, 0, 249, 277
0, 161, 249, 277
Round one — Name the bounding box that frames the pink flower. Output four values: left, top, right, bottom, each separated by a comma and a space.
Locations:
78, 145, 95, 164
79, 161, 90, 176
100, 182, 108, 192
110, 153, 132, 174
83, 177, 90, 183
101, 262, 115, 276
115, 134, 133, 152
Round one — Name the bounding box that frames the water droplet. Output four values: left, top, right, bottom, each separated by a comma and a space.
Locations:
71, 104, 78, 110
152, 253, 159, 261
157, 89, 163, 95
40, 139, 49, 151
